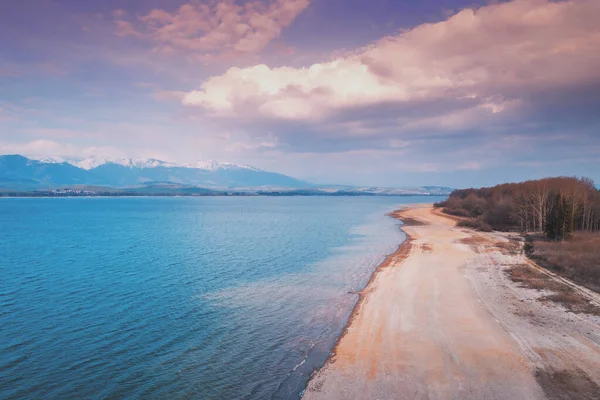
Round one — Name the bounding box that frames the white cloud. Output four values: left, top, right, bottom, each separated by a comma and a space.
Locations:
182, 0, 600, 121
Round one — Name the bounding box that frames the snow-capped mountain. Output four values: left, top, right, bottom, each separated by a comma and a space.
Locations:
0, 155, 454, 194
36, 156, 260, 172
182, 160, 261, 172
37, 157, 67, 164
69, 157, 178, 170
0, 155, 308, 189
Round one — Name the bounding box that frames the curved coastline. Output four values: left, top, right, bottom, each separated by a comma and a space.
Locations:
299, 205, 421, 398
301, 204, 600, 400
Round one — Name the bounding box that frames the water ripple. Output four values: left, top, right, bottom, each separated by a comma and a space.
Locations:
0, 196, 444, 399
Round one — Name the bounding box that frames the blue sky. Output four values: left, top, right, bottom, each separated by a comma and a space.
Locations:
1, 0, 599, 188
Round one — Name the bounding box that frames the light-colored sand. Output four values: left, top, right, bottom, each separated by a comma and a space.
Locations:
303, 205, 600, 400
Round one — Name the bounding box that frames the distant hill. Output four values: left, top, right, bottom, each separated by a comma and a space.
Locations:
0, 155, 309, 189
0, 155, 89, 187
0, 155, 454, 196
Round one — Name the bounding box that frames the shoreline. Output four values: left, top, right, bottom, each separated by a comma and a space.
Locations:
319, 207, 417, 367
302, 204, 600, 399
300, 205, 423, 397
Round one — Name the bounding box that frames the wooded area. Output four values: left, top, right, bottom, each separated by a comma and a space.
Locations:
435, 177, 600, 292
436, 177, 600, 240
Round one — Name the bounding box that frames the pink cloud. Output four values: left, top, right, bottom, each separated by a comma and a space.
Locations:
115, 20, 142, 38
114, 0, 310, 56
181, 0, 600, 123
112, 9, 127, 19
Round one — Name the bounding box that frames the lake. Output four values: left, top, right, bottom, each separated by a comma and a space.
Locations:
0, 196, 444, 399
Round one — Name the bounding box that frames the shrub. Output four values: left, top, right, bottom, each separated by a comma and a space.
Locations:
457, 218, 493, 232
444, 208, 471, 217
524, 242, 534, 256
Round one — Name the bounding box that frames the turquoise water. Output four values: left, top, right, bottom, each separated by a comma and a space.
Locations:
0, 196, 444, 399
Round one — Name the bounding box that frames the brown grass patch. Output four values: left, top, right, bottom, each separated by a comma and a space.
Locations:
460, 236, 490, 245
506, 264, 599, 315
535, 367, 600, 400
508, 264, 558, 291
421, 243, 433, 252
458, 235, 494, 253
541, 292, 599, 315
528, 233, 600, 293
495, 240, 522, 256
432, 207, 468, 222
401, 217, 428, 226
387, 210, 429, 226
459, 236, 491, 246
388, 209, 430, 226
457, 218, 493, 232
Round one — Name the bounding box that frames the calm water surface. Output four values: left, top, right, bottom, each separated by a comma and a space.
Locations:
0, 196, 444, 399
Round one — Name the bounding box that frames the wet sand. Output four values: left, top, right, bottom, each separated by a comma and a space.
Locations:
303, 205, 600, 400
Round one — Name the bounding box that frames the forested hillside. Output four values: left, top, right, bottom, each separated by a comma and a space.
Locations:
435, 177, 600, 292
436, 177, 600, 240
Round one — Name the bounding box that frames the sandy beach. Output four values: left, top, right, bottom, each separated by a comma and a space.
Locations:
303, 204, 600, 400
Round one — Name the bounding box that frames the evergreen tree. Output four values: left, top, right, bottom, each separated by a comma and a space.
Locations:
545, 192, 574, 241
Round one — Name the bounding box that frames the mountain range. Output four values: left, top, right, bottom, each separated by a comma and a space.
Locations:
0, 155, 307, 189
0, 155, 453, 195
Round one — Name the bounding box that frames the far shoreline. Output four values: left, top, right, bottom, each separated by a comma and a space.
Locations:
0, 193, 449, 198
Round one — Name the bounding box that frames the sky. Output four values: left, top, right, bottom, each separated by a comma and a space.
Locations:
1, 0, 599, 188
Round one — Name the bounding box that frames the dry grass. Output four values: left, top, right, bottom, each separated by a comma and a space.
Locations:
529, 233, 600, 293
507, 264, 599, 315
543, 292, 591, 308
459, 236, 490, 246
508, 264, 560, 291
495, 239, 522, 256
400, 217, 428, 226
441, 207, 471, 218
431, 207, 469, 223
457, 218, 493, 232
387, 211, 428, 226
535, 367, 600, 400
459, 236, 491, 253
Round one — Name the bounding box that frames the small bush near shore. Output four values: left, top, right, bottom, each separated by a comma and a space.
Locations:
400, 217, 427, 226
529, 233, 600, 293
443, 207, 471, 218
457, 219, 493, 232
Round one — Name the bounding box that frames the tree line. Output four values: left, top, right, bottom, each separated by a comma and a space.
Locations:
436, 177, 600, 240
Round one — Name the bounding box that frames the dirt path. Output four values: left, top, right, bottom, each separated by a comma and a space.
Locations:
303, 205, 600, 400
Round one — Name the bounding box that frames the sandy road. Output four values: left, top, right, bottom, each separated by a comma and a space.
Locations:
303, 205, 600, 400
